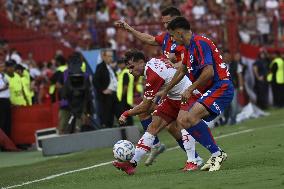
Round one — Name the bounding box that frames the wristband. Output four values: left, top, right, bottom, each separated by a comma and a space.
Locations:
122, 110, 129, 117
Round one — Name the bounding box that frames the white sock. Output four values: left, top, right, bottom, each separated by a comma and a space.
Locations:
181, 129, 196, 163
131, 132, 155, 163
212, 151, 221, 157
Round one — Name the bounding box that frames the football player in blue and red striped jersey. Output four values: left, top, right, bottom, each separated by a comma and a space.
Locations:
156, 16, 234, 172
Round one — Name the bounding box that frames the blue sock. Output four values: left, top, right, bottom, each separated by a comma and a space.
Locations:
176, 138, 201, 158
140, 117, 159, 145
195, 152, 200, 158
186, 120, 219, 154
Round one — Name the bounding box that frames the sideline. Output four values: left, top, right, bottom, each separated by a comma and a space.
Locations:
2, 123, 284, 189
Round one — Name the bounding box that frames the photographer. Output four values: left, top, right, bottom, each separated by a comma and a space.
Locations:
58, 53, 92, 134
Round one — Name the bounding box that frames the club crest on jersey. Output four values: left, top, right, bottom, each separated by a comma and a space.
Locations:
189, 55, 194, 63
170, 43, 176, 51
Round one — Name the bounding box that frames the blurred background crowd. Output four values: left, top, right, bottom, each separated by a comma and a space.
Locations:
0, 0, 284, 150
1, 0, 284, 53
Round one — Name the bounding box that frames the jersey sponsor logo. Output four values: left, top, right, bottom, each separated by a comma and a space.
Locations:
213, 101, 222, 114
187, 55, 194, 73
146, 83, 151, 87
200, 90, 212, 99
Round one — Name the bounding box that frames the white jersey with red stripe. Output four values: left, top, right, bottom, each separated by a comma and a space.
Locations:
143, 58, 197, 100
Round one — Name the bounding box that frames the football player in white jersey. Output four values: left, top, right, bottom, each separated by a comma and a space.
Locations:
113, 49, 201, 175
115, 7, 196, 166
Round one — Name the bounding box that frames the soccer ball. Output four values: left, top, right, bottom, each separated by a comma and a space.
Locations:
113, 140, 135, 162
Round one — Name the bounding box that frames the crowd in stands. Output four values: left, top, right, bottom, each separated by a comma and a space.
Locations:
2, 0, 284, 53
1, 0, 284, 146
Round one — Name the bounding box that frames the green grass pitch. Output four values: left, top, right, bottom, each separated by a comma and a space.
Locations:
1, 108, 284, 189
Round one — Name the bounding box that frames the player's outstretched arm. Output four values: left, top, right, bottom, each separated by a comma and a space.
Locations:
155, 64, 187, 102
114, 20, 159, 46
118, 98, 153, 125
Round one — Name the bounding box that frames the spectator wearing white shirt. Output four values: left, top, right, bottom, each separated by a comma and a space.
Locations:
256, 8, 271, 44
192, 0, 206, 20
265, 0, 279, 18
96, 4, 110, 23
38, 0, 49, 6
0, 63, 11, 137
55, 2, 66, 24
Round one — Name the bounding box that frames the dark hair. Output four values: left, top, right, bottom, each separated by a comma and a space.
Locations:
101, 48, 113, 55
15, 64, 25, 71
161, 6, 181, 17
55, 55, 66, 66
117, 58, 126, 64
5, 59, 16, 67
125, 49, 146, 64
167, 16, 191, 31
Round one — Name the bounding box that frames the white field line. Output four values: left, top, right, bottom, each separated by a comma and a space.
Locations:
2, 123, 284, 189
166, 128, 255, 151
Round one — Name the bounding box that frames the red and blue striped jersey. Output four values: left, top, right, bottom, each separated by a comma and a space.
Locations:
155, 32, 185, 62
182, 34, 230, 93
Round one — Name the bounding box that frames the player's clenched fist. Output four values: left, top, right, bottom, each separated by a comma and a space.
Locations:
118, 111, 129, 125
155, 89, 168, 105
114, 20, 131, 31
181, 88, 193, 104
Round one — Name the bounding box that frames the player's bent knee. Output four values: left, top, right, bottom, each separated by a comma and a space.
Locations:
177, 115, 188, 128
186, 114, 199, 126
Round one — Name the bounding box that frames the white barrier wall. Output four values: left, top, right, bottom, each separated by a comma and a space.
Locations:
41, 126, 141, 156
